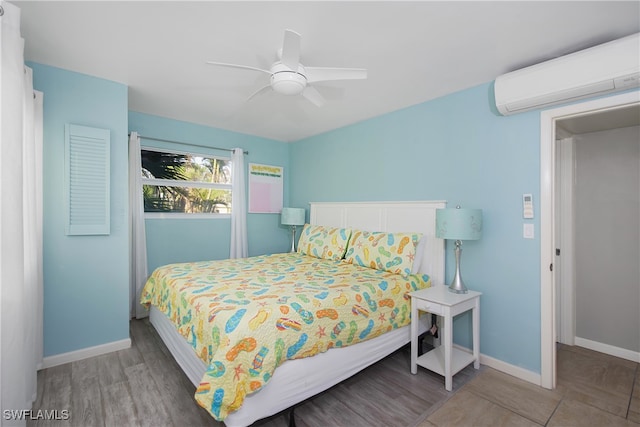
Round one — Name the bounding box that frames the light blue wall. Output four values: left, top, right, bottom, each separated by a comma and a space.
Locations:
129, 112, 292, 273
29, 64, 292, 358
33, 56, 637, 375
30, 63, 130, 356
290, 83, 543, 373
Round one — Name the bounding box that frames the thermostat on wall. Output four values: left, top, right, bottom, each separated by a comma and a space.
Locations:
523, 193, 534, 219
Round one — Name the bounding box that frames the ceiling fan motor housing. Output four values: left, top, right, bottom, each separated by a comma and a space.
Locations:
270, 63, 307, 95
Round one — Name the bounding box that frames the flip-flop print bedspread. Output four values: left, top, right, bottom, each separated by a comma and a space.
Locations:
140, 252, 430, 421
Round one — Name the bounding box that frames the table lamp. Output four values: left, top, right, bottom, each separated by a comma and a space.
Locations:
281, 207, 305, 252
435, 206, 483, 293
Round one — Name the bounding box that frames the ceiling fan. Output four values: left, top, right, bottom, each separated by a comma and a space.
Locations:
206, 29, 367, 107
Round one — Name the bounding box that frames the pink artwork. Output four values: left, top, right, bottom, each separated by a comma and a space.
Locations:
248, 163, 283, 213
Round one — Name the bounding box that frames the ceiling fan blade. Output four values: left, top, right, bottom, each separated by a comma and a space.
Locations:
222, 84, 273, 119
246, 84, 273, 103
206, 61, 271, 75
302, 85, 325, 107
280, 29, 301, 70
305, 67, 367, 83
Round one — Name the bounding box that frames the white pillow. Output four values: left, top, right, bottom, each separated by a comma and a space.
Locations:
411, 236, 427, 274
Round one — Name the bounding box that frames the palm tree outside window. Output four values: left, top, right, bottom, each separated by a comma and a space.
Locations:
141, 149, 232, 214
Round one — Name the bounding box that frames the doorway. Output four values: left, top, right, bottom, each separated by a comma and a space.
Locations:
540, 91, 640, 389
555, 111, 639, 359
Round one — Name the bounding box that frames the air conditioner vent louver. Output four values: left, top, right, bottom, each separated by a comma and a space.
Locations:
65, 124, 111, 236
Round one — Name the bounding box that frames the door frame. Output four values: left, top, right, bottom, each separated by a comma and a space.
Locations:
539, 90, 640, 389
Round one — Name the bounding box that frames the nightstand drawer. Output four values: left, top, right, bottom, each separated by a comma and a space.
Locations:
413, 298, 443, 316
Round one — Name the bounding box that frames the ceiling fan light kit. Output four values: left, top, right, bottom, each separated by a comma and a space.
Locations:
206, 29, 367, 106
270, 63, 307, 95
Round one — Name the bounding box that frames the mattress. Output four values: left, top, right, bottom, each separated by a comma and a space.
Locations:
141, 252, 431, 423
150, 304, 429, 427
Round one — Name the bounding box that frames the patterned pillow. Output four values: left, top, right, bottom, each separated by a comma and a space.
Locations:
344, 230, 422, 277
297, 224, 352, 261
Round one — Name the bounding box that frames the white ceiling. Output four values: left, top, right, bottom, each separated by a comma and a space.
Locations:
13, 1, 640, 142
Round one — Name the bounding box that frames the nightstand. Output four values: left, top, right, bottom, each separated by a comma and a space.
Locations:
410, 286, 481, 391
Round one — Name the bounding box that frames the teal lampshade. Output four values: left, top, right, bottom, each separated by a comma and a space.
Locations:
281, 207, 305, 226
436, 208, 482, 241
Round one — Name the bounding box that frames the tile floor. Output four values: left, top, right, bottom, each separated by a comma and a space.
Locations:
418, 344, 639, 426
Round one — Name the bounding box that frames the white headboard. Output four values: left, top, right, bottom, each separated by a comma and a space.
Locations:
309, 201, 446, 287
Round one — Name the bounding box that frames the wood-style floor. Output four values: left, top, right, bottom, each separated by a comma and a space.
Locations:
29, 319, 639, 426
29, 319, 478, 427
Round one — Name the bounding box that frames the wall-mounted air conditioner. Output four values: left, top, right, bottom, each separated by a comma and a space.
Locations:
494, 32, 639, 115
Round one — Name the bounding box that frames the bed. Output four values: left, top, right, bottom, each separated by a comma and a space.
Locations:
142, 200, 446, 426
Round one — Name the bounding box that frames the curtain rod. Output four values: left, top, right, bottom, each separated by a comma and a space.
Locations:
133, 134, 248, 155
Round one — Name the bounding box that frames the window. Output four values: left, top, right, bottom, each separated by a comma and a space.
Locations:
141, 148, 232, 214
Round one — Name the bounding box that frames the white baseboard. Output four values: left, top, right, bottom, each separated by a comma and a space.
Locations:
479, 352, 541, 385
575, 337, 640, 363
452, 338, 639, 388
42, 338, 131, 369
452, 344, 541, 386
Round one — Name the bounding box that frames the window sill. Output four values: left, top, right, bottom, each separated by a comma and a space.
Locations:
144, 213, 231, 220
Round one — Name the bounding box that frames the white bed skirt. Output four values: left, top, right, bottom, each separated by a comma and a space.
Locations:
149, 305, 430, 427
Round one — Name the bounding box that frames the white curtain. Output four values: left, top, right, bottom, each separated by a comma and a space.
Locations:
230, 148, 248, 258
1, 1, 44, 421
129, 132, 149, 319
